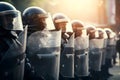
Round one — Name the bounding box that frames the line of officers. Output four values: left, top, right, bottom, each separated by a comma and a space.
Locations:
0, 2, 117, 80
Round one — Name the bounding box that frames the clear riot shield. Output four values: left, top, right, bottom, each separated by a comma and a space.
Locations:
60, 33, 74, 78
101, 39, 107, 65
106, 38, 115, 59
27, 30, 61, 80
0, 27, 27, 80
89, 39, 104, 71
74, 35, 89, 77
101, 30, 108, 66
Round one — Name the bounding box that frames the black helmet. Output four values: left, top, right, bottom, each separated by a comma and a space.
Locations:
104, 28, 113, 39
86, 25, 96, 39
52, 13, 68, 31
97, 28, 104, 39
23, 7, 47, 24
0, 2, 16, 11
53, 13, 68, 23
71, 20, 84, 37
0, 2, 23, 31
71, 20, 84, 32
23, 7, 47, 18
23, 7, 48, 31
104, 28, 112, 34
86, 25, 96, 35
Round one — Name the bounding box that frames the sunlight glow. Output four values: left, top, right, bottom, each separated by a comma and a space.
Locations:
50, 0, 101, 24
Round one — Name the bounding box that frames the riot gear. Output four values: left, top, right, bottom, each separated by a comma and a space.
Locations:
104, 28, 113, 39
103, 28, 115, 78
71, 20, 84, 38
0, 2, 27, 80
97, 28, 108, 66
104, 28, 115, 59
86, 25, 97, 40
53, 13, 74, 79
53, 13, 73, 43
23, 7, 48, 32
53, 13, 68, 23
23, 7, 61, 80
71, 20, 89, 79
97, 28, 104, 39
0, 2, 23, 31
86, 25, 104, 80
96, 28, 109, 80
112, 32, 117, 65
53, 13, 68, 32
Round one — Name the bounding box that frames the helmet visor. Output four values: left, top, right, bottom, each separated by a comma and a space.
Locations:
26, 13, 55, 31
0, 10, 23, 31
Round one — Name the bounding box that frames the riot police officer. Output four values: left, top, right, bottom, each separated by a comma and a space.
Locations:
86, 25, 104, 80
96, 28, 108, 80
53, 13, 74, 80
0, 2, 26, 80
103, 28, 114, 78
111, 32, 117, 65
23, 7, 61, 80
71, 20, 89, 80
53, 13, 72, 43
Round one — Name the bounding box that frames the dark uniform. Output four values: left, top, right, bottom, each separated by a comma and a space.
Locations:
71, 20, 89, 80
23, 7, 61, 80
103, 28, 114, 78
53, 13, 74, 80
86, 26, 104, 80
96, 28, 106, 80
0, 2, 26, 80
